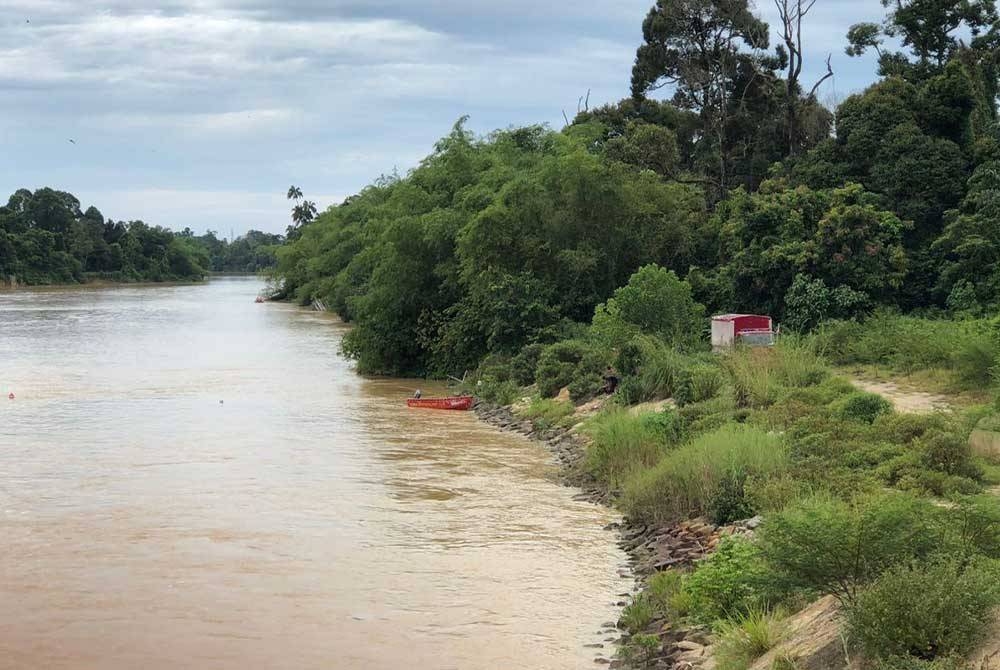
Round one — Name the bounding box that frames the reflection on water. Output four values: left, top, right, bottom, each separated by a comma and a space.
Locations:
0, 278, 628, 670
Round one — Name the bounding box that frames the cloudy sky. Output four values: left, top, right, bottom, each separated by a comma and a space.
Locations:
0, 1, 885, 236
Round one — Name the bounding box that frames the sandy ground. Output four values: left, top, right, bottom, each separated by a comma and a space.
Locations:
851, 379, 952, 414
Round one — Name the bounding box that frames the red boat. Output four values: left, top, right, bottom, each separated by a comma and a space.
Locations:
407, 396, 475, 411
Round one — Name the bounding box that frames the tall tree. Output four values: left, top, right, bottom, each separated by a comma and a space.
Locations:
772, 0, 834, 154
847, 0, 999, 79
631, 0, 771, 193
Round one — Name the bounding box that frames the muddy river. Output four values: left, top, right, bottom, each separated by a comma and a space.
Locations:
0, 277, 628, 669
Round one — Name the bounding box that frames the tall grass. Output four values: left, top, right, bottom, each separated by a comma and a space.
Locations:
724, 340, 828, 409
813, 313, 999, 390
635, 338, 692, 401
726, 349, 781, 408
623, 424, 788, 525
713, 608, 787, 670
584, 409, 676, 489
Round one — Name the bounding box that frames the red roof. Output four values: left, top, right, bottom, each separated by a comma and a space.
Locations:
712, 314, 768, 321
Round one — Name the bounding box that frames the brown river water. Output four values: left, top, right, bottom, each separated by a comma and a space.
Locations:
0, 277, 629, 670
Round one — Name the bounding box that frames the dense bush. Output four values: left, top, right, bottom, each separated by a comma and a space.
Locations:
534, 339, 607, 398
623, 425, 787, 525
757, 493, 939, 604
707, 472, 755, 525
846, 558, 1000, 662
510, 344, 545, 386
816, 314, 998, 392
629, 338, 695, 403
835, 391, 894, 424
684, 537, 779, 623
916, 430, 980, 478
675, 362, 725, 406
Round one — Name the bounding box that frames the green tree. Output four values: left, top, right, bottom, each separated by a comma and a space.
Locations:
846, 0, 998, 79
592, 264, 705, 347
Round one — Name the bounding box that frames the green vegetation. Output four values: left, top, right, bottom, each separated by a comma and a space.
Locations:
620, 570, 689, 635
519, 397, 575, 431
713, 608, 787, 670
0, 188, 210, 284
624, 425, 787, 526
584, 409, 682, 489
683, 537, 778, 623
846, 558, 1000, 663
183, 229, 284, 273
0, 187, 283, 285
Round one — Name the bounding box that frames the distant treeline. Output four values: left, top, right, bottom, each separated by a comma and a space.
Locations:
0, 188, 282, 285
177, 228, 284, 274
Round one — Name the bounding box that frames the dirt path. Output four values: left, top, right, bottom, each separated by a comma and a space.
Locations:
851, 379, 951, 414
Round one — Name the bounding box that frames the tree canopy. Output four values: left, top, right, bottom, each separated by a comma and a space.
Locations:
273, 0, 1000, 375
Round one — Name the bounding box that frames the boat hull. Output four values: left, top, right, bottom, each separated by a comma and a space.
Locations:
406, 396, 474, 411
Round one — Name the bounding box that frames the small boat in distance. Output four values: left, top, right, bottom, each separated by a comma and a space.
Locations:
407, 396, 474, 411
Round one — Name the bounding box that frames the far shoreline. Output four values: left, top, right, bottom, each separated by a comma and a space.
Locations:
0, 273, 267, 292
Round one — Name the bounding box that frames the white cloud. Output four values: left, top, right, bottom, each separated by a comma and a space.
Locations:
0, 0, 883, 236
83, 108, 312, 136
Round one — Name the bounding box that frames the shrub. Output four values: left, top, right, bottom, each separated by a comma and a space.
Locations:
584, 410, 671, 488
714, 608, 787, 670
757, 493, 940, 604
623, 425, 788, 525
937, 495, 1000, 561
620, 633, 662, 666
871, 655, 969, 670
917, 430, 980, 478
874, 412, 955, 445
591, 264, 706, 347
846, 558, 1000, 662
773, 338, 828, 388
613, 376, 645, 406
568, 373, 603, 403
510, 343, 544, 386
745, 474, 815, 514
835, 391, 893, 424
639, 410, 686, 445
708, 472, 755, 525
677, 393, 739, 436
952, 332, 998, 389
685, 537, 778, 623
475, 377, 520, 404
616, 339, 645, 377
647, 569, 690, 618
534, 340, 607, 398
619, 592, 657, 634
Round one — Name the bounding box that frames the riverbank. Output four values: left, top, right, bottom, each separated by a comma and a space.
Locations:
0, 276, 206, 291
466, 325, 1000, 670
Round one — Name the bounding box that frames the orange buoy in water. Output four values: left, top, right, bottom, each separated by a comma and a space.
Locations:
7, 392, 14, 400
